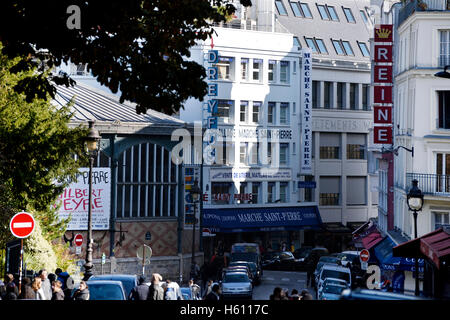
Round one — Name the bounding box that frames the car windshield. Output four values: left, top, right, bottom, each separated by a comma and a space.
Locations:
224, 274, 249, 283
322, 270, 350, 282
231, 252, 258, 263
90, 276, 135, 296
297, 248, 312, 258
89, 283, 124, 300
324, 284, 346, 295
319, 256, 339, 263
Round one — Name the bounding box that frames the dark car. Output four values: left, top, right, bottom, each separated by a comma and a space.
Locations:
293, 246, 312, 259
262, 251, 302, 271
298, 247, 330, 270
71, 280, 127, 300
88, 274, 138, 299
262, 251, 281, 270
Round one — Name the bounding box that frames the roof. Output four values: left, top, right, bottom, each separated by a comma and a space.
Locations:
274, 0, 372, 63
393, 227, 450, 269
52, 82, 185, 128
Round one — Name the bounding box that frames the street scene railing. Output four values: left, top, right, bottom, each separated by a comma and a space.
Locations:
406, 173, 450, 195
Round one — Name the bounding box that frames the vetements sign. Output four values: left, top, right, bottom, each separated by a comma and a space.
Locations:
10, 212, 35, 238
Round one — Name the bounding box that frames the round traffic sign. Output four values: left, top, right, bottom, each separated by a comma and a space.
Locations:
74, 234, 84, 247
10, 212, 35, 238
136, 244, 152, 266
360, 249, 370, 262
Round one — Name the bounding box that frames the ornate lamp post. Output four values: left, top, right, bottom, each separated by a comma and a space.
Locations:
407, 179, 424, 296
189, 179, 201, 280
434, 65, 450, 79
83, 120, 101, 281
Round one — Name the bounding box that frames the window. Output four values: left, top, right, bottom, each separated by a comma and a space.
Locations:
342, 7, 355, 23
320, 132, 340, 159
268, 102, 276, 124
240, 142, 247, 165
251, 183, 261, 204
293, 36, 301, 48
349, 83, 358, 110
239, 183, 247, 203
300, 3, 313, 18
320, 176, 340, 205
433, 212, 450, 230
267, 182, 275, 203
280, 102, 289, 124
436, 153, 450, 193
440, 30, 450, 67
240, 101, 248, 123
360, 10, 369, 24
315, 39, 328, 54
332, 40, 345, 55
241, 58, 249, 81
252, 59, 263, 81
305, 37, 318, 53
72, 63, 89, 76
312, 81, 320, 108
280, 143, 289, 166
317, 4, 330, 20
280, 183, 289, 202
347, 133, 366, 159
253, 101, 261, 123
362, 84, 370, 110
250, 143, 259, 165
324, 81, 333, 109
358, 42, 370, 57
342, 41, 354, 55
337, 82, 345, 109
221, 141, 234, 165
327, 6, 339, 21
346, 177, 367, 205
275, 0, 288, 15
438, 91, 450, 129
280, 61, 290, 83
290, 1, 303, 16
214, 100, 234, 123
211, 182, 232, 205
304, 175, 315, 202
268, 60, 276, 82
267, 142, 273, 165
216, 57, 234, 80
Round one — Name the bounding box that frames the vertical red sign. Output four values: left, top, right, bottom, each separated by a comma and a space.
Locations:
374, 86, 392, 104
374, 24, 393, 42
374, 126, 393, 144
374, 106, 392, 124
374, 65, 393, 83
374, 45, 393, 63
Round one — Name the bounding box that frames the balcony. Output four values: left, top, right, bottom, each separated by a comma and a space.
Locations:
399, 0, 450, 26
406, 173, 450, 196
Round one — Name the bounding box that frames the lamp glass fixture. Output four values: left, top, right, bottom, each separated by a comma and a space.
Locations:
407, 197, 423, 211
86, 140, 98, 152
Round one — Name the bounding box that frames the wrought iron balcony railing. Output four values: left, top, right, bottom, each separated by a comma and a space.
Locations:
406, 173, 450, 195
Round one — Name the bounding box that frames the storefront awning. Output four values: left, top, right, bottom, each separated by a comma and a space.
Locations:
374, 236, 424, 272
393, 227, 450, 269
362, 230, 384, 250
202, 206, 323, 233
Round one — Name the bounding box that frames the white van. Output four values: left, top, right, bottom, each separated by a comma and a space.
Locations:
316, 264, 352, 297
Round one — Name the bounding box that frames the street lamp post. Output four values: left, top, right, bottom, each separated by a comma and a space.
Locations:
189, 180, 201, 281
434, 65, 450, 79
407, 179, 424, 296
83, 120, 101, 281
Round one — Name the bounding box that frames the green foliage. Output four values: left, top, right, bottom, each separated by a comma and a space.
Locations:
0, 0, 251, 115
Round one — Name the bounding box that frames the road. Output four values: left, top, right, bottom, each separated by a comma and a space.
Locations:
252, 270, 314, 300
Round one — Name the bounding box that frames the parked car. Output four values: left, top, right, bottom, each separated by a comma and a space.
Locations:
228, 261, 261, 285
221, 266, 254, 283
317, 278, 349, 300
336, 251, 360, 268
261, 251, 302, 271
71, 280, 127, 300
316, 264, 352, 298
293, 246, 312, 259
340, 288, 426, 300
298, 247, 329, 270
220, 271, 253, 300
314, 255, 341, 286
88, 274, 138, 299
262, 251, 281, 269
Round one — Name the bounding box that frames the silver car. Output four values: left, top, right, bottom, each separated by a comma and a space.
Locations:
220, 271, 253, 299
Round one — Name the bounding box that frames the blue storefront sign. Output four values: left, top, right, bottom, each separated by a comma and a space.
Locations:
298, 181, 316, 188
373, 237, 424, 272
202, 206, 323, 233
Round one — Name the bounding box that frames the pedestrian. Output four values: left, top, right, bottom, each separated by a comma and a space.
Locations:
129, 275, 149, 300
290, 289, 301, 300
4, 282, 18, 300
300, 289, 313, 300
51, 280, 65, 301
270, 287, 283, 300
72, 281, 90, 300
305, 256, 316, 289
204, 284, 221, 301
38, 269, 52, 300
4, 274, 19, 298
191, 260, 200, 282
147, 273, 164, 300
189, 279, 201, 300
164, 279, 182, 300
203, 279, 213, 299
31, 277, 45, 300
19, 277, 35, 299
54, 268, 73, 291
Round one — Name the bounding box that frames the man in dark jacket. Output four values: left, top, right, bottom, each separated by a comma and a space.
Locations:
18, 277, 35, 299
51, 280, 65, 300
72, 281, 89, 300
205, 284, 221, 301
129, 276, 149, 300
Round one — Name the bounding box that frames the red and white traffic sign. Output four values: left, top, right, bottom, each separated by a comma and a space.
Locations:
360, 249, 370, 263
10, 212, 35, 238
74, 234, 84, 247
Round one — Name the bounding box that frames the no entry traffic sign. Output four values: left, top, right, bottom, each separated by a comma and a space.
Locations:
74, 234, 84, 247
10, 212, 35, 238
360, 249, 370, 263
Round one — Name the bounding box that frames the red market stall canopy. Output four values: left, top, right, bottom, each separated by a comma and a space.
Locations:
393, 227, 450, 270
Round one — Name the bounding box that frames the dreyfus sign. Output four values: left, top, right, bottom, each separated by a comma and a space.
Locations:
56, 168, 110, 230
373, 24, 393, 145
203, 49, 219, 163
300, 48, 312, 174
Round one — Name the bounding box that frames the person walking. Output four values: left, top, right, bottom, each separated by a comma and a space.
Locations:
300, 289, 313, 300
129, 275, 149, 300
4, 274, 19, 298
31, 277, 45, 300
4, 283, 18, 300
51, 280, 65, 301
72, 281, 90, 300
38, 269, 52, 300
147, 273, 164, 301
202, 279, 213, 299
204, 284, 221, 301
164, 279, 182, 300
188, 279, 201, 300
19, 277, 35, 299
290, 289, 301, 300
